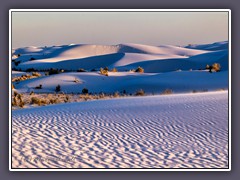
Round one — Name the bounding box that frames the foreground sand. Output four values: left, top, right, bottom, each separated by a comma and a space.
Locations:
12, 91, 228, 168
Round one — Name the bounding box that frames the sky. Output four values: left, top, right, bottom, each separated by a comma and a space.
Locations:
12, 11, 229, 48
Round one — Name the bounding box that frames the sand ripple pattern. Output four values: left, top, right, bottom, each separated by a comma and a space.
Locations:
12, 91, 228, 168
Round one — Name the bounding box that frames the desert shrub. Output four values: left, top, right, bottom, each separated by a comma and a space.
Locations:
113, 91, 119, 97
30, 57, 36, 61
14, 61, 20, 66
161, 89, 173, 95
135, 89, 145, 96
207, 63, 221, 73
99, 93, 105, 99
13, 91, 18, 97
111, 68, 118, 72
206, 64, 210, 70
64, 95, 70, 103
19, 100, 25, 108
39, 99, 48, 105
82, 88, 89, 94
77, 68, 86, 72
49, 98, 58, 104
104, 67, 109, 71
55, 84, 61, 92
49, 68, 59, 75
32, 72, 41, 77
26, 68, 35, 72
12, 96, 18, 106
30, 91, 34, 95
212, 63, 221, 72
135, 66, 144, 73
35, 84, 42, 89
73, 78, 80, 83
12, 83, 15, 89
100, 68, 108, 76
31, 97, 40, 104
45, 72, 49, 76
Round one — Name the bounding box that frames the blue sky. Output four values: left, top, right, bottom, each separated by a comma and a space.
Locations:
12, 11, 228, 48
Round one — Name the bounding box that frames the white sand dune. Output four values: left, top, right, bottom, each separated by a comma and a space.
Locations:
13, 43, 211, 71
185, 41, 228, 51
12, 91, 228, 168
14, 70, 228, 94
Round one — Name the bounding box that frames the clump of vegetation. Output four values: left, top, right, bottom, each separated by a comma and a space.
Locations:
73, 78, 80, 83
111, 68, 118, 72
206, 63, 221, 73
30, 91, 34, 95
161, 89, 173, 95
26, 68, 36, 72
31, 97, 38, 104
14, 61, 21, 66
135, 89, 145, 96
212, 63, 221, 72
12, 93, 25, 107
30, 57, 36, 61
49, 68, 59, 75
82, 88, 89, 94
77, 68, 86, 72
35, 84, 42, 89
31, 97, 47, 106
135, 66, 144, 73
55, 84, 61, 92
113, 91, 119, 97
12, 83, 15, 89
32, 72, 41, 77
100, 68, 108, 76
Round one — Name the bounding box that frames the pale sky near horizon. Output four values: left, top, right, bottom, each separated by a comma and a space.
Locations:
12, 11, 229, 48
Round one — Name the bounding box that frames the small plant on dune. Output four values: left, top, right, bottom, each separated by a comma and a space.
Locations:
161, 89, 173, 95
14, 61, 20, 66
35, 84, 42, 89
82, 88, 89, 94
32, 72, 41, 77
55, 84, 61, 92
49, 68, 59, 75
26, 68, 36, 72
73, 78, 80, 83
64, 95, 70, 103
30, 57, 36, 61
113, 91, 119, 97
12, 83, 15, 89
31, 97, 40, 105
100, 68, 108, 76
206, 63, 221, 73
77, 68, 86, 72
135, 66, 144, 73
30, 91, 34, 95
135, 89, 145, 96
212, 63, 221, 72
111, 67, 118, 72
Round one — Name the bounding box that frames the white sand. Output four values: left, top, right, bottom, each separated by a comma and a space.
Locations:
12, 91, 228, 168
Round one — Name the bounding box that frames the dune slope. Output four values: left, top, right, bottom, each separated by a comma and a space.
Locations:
12, 91, 228, 168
